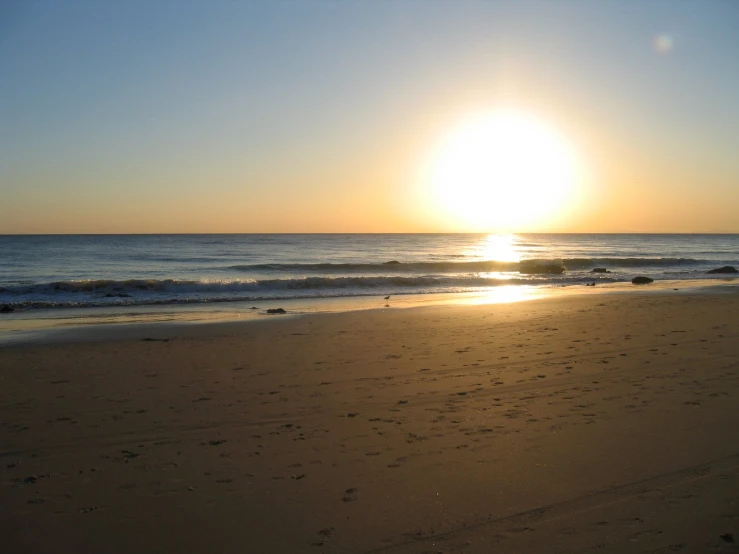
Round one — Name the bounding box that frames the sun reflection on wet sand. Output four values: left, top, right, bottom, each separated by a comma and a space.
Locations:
456, 285, 547, 305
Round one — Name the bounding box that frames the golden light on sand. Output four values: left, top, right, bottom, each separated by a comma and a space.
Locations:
424, 110, 581, 232
460, 284, 540, 304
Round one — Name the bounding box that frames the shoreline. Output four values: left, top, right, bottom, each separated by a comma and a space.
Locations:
1, 277, 737, 346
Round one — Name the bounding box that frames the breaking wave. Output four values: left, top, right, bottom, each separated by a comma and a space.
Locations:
2, 274, 582, 296
226, 257, 708, 273
0, 258, 730, 312
0, 274, 613, 310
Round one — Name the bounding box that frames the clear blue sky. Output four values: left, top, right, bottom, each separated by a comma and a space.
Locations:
1, 0, 738, 233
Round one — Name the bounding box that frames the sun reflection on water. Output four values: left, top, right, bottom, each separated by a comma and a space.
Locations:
474, 234, 522, 262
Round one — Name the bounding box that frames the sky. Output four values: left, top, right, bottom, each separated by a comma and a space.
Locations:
1, 0, 738, 234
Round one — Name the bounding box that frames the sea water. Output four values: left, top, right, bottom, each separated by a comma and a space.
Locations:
1, 233, 738, 312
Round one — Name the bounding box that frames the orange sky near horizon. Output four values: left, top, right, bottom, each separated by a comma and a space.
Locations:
2, 1, 738, 234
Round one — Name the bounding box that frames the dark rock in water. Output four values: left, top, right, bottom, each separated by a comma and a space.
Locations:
591, 268, 611, 273
0, 305, 14, 313
383, 260, 401, 265
519, 260, 565, 275
103, 293, 132, 298
706, 266, 738, 274
632, 276, 654, 285
266, 308, 287, 314
250, 306, 258, 310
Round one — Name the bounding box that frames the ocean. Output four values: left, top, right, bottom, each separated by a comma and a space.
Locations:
1, 233, 738, 313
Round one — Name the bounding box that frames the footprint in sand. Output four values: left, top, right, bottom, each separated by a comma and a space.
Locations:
342, 488, 358, 502
309, 527, 336, 547
628, 529, 663, 541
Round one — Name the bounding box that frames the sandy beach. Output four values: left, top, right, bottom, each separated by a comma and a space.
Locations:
2, 289, 739, 553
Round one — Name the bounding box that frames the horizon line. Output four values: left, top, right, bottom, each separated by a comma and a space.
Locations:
2, 231, 739, 236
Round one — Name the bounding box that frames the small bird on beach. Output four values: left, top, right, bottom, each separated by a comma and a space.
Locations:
384, 296, 390, 300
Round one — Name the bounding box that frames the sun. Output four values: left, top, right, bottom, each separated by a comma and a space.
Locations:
423, 109, 581, 232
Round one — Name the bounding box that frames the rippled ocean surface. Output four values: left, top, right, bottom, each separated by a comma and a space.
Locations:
1, 234, 738, 311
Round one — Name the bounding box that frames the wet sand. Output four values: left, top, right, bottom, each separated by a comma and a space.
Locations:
2, 290, 739, 553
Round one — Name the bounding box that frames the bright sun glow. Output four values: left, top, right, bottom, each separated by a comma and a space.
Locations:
424, 110, 582, 232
